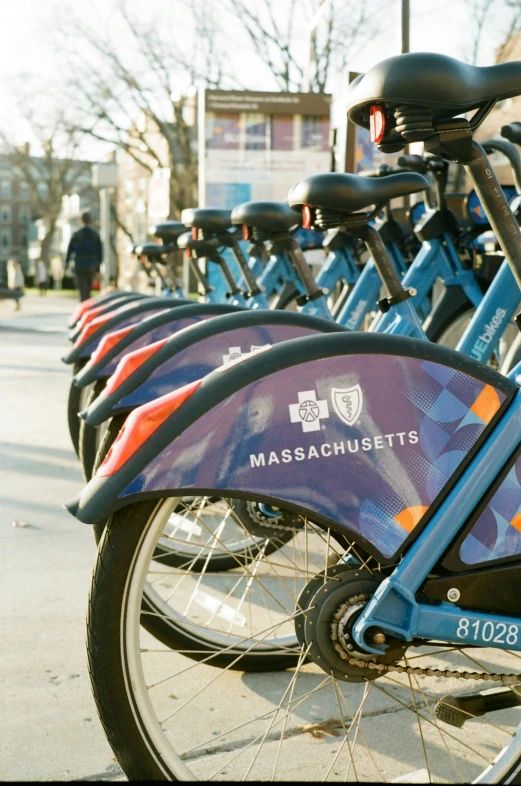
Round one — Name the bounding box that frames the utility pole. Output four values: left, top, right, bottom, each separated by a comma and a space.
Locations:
401, 0, 410, 54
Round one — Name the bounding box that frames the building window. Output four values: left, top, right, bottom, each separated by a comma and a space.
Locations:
0, 179, 11, 196
244, 114, 268, 151
0, 204, 11, 223
19, 181, 31, 198
20, 231, 28, 247
1, 228, 11, 249
301, 116, 329, 151
19, 206, 29, 224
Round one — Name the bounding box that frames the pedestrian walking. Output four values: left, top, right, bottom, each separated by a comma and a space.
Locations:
36, 260, 49, 295
7, 258, 24, 310
65, 212, 102, 301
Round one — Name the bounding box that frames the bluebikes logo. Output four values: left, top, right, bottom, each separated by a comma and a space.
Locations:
249, 385, 418, 468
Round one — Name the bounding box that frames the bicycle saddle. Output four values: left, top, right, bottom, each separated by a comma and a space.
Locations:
152, 221, 186, 244
231, 201, 301, 233
288, 172, 429, 214
134, 242, 173, 260
176, 232, 220, 256
347, 53, 521, 130
181, 208, 232, 233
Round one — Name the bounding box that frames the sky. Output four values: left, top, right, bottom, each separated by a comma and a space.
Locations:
0, 0, 512, 148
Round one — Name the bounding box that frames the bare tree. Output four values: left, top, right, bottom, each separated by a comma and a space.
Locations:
463, 0, 521, 64
226, 0, 381, 93
46, 0, 233, 219
45, 0, 381, 220
0, 114, 91, 268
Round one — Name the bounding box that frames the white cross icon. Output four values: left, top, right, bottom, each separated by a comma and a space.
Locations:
222, 347, 243, 365
289, 390, 329, 432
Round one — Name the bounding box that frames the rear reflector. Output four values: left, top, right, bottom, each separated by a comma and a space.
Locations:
73, 313, 114, 349
97, 379, 202, 476
242, 224, 250, 241
77, 303, 107, 332
102, 338, 169, 397
370, 105, 385, 144
302, 205, 312, 230
71, 297, 96, 324
87, 325, 136, 367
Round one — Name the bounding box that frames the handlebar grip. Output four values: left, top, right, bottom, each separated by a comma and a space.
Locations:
501, 122, 521, 146
397, 154, 426, 173
360, 164, 407, 178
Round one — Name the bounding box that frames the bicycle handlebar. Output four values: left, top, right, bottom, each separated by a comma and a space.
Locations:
360, 164, 409, 178
501, 122, 521, 146
482, 137, 521, 194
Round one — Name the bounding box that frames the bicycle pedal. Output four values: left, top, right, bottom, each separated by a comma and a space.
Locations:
435, 687, 521, 728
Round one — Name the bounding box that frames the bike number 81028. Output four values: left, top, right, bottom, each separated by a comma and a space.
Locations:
456, 618, 519, 645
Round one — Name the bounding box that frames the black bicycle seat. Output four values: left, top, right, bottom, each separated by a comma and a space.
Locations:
347, 53, 521, 132
134, 242, 172, 260
181, 208, 232, 233
288, 172, 429, 214
152, 221, 186, 244
231, 201, 301, 233
176, 232, 220, 256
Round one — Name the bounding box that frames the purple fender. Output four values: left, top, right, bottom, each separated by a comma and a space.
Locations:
67, 332, 514, 563
74, 303, 244, 388
62, 297, 191, 364
82, 310, 345, 426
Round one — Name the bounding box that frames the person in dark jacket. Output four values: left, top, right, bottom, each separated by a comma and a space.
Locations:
66, 212, 102, 301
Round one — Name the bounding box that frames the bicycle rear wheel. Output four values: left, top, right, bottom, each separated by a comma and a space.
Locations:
88, 496, 521, 782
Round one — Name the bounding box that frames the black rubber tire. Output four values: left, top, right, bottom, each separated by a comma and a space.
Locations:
426, 301, 475, 344
78, 379, 109, 481
67, 359, 89, 456
90, 497, 299, 672
92, 413, 128, 544
87, 508, 173, 781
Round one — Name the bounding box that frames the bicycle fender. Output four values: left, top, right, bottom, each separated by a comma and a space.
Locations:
74, 303, 244, 387
83, 311, 345, 426
67, 332, 514, 564
62, 297, 191, 364
423, 284, 472, 340
68, 291, 145, 329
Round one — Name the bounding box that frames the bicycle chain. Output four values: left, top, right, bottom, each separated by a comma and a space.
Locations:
332, 593, 521, 685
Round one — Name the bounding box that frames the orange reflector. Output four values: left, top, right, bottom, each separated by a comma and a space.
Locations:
97, 379, 202, 476
302, 205, 312, 230
185, 248, 191, 259
102, 338, 169, 397
73, 313, 114, 349
87, 325, 136, 367
191, 227, 198, 240
72, 297, 96, 324
370, 105, 385, 143
242, 224, 250, 241
77, 303, 107, 331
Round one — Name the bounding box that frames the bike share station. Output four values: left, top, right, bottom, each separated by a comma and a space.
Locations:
61, 55, 521, 782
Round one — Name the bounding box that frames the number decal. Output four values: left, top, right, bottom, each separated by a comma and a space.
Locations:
493, 623, 506, 644
456, 618, 519, 646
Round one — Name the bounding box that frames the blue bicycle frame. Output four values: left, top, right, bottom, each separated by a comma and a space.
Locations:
353, 377, 521, 656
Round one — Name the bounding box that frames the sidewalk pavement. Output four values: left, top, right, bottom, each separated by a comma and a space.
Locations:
1, 293, 125, 781
0, 291, 77, 334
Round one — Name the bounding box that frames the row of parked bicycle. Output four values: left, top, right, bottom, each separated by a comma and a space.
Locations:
63, 53, 521, 782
